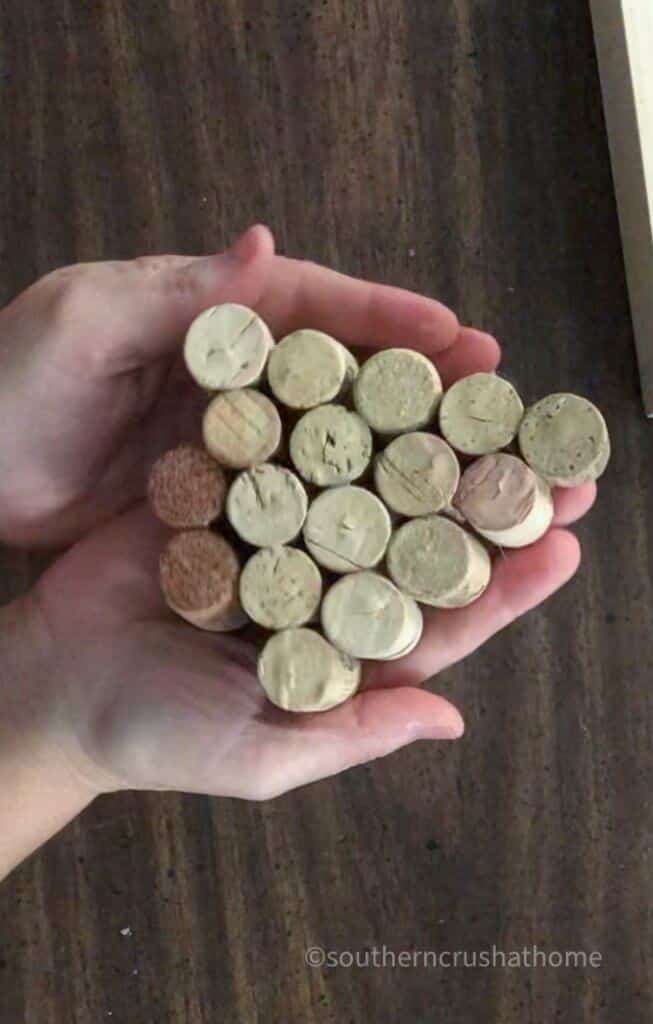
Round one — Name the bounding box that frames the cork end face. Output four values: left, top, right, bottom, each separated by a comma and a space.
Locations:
387, 515, 490, 608
160, 529, 240, 619
455, 453, 538, 531
289, 405, 373, 486
375, 432, 460, 517
226, 464, 308, 547
438, 372, 524, 455
303, 485, 392, 573
184, 304, 273, 390
518, 393, 611, 487
353, 348, 443, 434
203, 389, 282, 469
239, 546, 323, 630
268, 329, 356, 410
148, 444, 227, 528
258, 628, 361, 713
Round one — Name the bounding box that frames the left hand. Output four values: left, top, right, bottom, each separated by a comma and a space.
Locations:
0, 224, 494, 547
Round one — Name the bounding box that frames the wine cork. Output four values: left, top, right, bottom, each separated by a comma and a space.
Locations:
321, 571, 423, 660
226, 464, 308, 547
184, 304, 274, 390
374, 432, 460, 517
303, 486, 392, 574
159, 529, 246, 632
455, 453, 554, 548
289, 404, 373, 487
257, 628, 361, 713
387, 515, 491, 609
148, 444, 227, 528
353, 348, 442, 435
267, 329, 359, 410
239, 546, 323, 630
518, 393, 611, 487
438, 372, 524, 455
203, 388, 282, 469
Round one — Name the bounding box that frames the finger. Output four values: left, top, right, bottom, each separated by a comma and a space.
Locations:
95, 225, 276, 371
435, 327, 501, 386
367, 528, 581, 689
255, 255, 461, 355
251, 687, 464, 799
552, 482, 596, 525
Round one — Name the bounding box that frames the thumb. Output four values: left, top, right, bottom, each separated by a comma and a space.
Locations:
254, 687, 464, 799
101, 223, 276, 371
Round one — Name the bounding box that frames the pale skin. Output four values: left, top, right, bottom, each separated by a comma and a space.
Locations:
0, 225, 596, 880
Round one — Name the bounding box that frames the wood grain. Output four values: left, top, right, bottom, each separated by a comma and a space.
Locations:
0, 1, 651, 1022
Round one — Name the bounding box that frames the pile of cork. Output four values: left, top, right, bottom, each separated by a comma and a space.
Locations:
149, 304, 610, 714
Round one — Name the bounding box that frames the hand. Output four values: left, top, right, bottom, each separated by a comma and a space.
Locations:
0, 224, 488, 547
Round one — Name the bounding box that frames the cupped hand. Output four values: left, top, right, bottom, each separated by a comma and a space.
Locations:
27, 466, 595, 801
0, 224, 493, 547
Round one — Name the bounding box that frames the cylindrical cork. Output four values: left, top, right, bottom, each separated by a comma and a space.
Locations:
258, 627, 361, 713
203, 388, 282, 469
267, 329, 359, 410
226, 464, 308, 547
353, 348, 443, 435
387, 515, 491, 609
455, 453, 553, 548
184, 304, 274, 391
239, 546, 323, 630
518, 393, 611, 487
159, 529, 247, 632
289, 404, 373, 487
321, 571, 423, 660
438, 372, 524, 455
148, 444, 227, 528
374, 432, 460, 517
303, 486, 392, 574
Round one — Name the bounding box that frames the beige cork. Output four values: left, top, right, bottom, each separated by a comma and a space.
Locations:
518, 393, 611, 487
438, 372, 524, 455
353, 348, 443, 435
374, 432, 460, 517
455, 453, 553, 548
159, 529, 246, 632
258, 627, 361, 713
289, 404, 373, 487
387, 515, 491, 609
321, 570, 423, 660
226, 464, 308, 547
267, 329, 359, 410
303, 485, 392, 574
239, 546, 323, 630
148, 444, 227, 528
184, 304, 274, 390
203, 388, 282, 470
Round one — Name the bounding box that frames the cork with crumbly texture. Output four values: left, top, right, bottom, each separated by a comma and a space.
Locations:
375, 432, 460, 517
353, 348, 442, 434
239, 546, 323, 630
148, 444, 227, 528
226, 464, 308, 547
258, 628, 361, 712
387, 515, 491, 608
303, 485, 392, 573
438, 372, 524, 455
455, 453, 553, 548
518, 393, 611, 487
267, 329, 359, 410
289, 404, 373, 486
159, 529, 246, 631
203, 389, 282, 469
184, 304, 274, 390
321, 570, 423, 660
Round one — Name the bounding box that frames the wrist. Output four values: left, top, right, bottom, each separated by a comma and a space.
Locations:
0, 596, 99, 879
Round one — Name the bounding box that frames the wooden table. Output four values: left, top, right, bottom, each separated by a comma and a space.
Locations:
1, 2, 651, 1021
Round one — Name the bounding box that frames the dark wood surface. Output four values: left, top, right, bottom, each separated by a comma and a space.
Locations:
1, 2, 651, 1021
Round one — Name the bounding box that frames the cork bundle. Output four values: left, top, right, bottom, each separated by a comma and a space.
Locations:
149, 304, 611, 714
